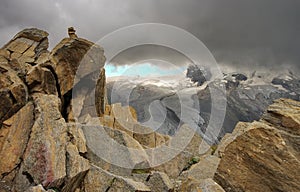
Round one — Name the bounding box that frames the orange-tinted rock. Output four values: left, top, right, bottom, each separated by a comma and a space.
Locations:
0, 103, 34, 175
50, 36, 105, 96
26, 64, 57, 95
95, 68, 106, 117
214, 99, 300, 192
0, 63, 28, 124
23, 94, 67, 188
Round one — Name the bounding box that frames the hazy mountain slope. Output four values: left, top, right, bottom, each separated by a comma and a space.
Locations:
107, 72, 300, 143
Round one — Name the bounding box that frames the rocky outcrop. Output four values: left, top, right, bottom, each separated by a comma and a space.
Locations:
0, 102, 34, 177
0, 28, 104, 192
50, 31, 106, 121
214, 98, 300, 192
22, 94, 67, 188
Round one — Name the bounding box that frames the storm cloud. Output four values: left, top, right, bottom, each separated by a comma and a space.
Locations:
0, 0, 299, 74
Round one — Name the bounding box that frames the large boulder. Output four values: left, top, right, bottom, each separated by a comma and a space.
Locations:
50, 37, 105, 96
0, 102, 35, 191
214, 98, 300, 192
50, 34, 106, 121
21, 94, 67, 188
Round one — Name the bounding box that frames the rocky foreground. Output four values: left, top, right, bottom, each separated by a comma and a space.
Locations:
0, 28, 299, 192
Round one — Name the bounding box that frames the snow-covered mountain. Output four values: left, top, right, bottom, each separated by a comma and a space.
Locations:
107, 71, 300, 144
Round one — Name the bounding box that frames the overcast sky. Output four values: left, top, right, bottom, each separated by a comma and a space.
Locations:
0, 0, 299, 74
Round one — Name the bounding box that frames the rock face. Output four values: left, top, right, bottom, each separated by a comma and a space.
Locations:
50, 32, 106, 121
0, 102, 34, 176
214, 98, 300, 192
22, 94, 67, 188
0, 28, 103, 192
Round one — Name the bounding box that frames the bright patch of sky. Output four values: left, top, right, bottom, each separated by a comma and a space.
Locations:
105, 62, 186, 77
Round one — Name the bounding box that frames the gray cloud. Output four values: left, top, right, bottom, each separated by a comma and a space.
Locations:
109, 45, 193, 68
0, 0, 299, 73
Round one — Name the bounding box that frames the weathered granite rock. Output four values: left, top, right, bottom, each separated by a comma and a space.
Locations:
7, 28, 49, 43
67, 123, 87, 154
68, 27, 78, 39
50, 30, 106, 121
62, 143, 89, 192
133, 124, 156, 148
0, 62, 28, 124
3, 28, 49, 67
84, 166, 116, 192
146, 171, 173, 192
180, 155, 220, 182
22, 94, 67, 188
26, 63, 57, 95
109, 177, 151, 192
84, 165, 151, 192
83, 124, 150, 176
50, 34, 105, 96
214, 98, 300, 192
179, 178, 225, 192
95, 68, 107, 117
0, 102, 34, 176
153, 124, 209, 178
0, 28, 51, 124
198, 178, 225, 192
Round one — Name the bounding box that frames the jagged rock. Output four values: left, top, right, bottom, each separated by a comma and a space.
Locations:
153, 124, 209, 178
95, 68, 106, 117
0, 28, 51, 124
50, 30, 106, 121
83, 124, 150, 176
131, 173, 151, 183
110, 103, 137, 122
6, 37, 36, 54
84, 166, 115, 192
8, 28, 49, 43
109, 177, 151, 192
263, 98, 300, 135
180, 155, 220, 182
146, 171, 173, 192
0, 49, 10, 59
214, 98, 300, 192
22, 94, 67, 188
67, 123, 87, 154
198, 178, 225, 192
62, 143, 89, 192
105, 103, 170, 148
26, 63, 57, 95
3, 28, 49, 66
179, 178, 225, 192
68, 27, 78, 39
0, 62, 28, 124
84, 165, 151, 192
133, 124, 156, 148
0, 102, 34, 176
50, 32, 105, 96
